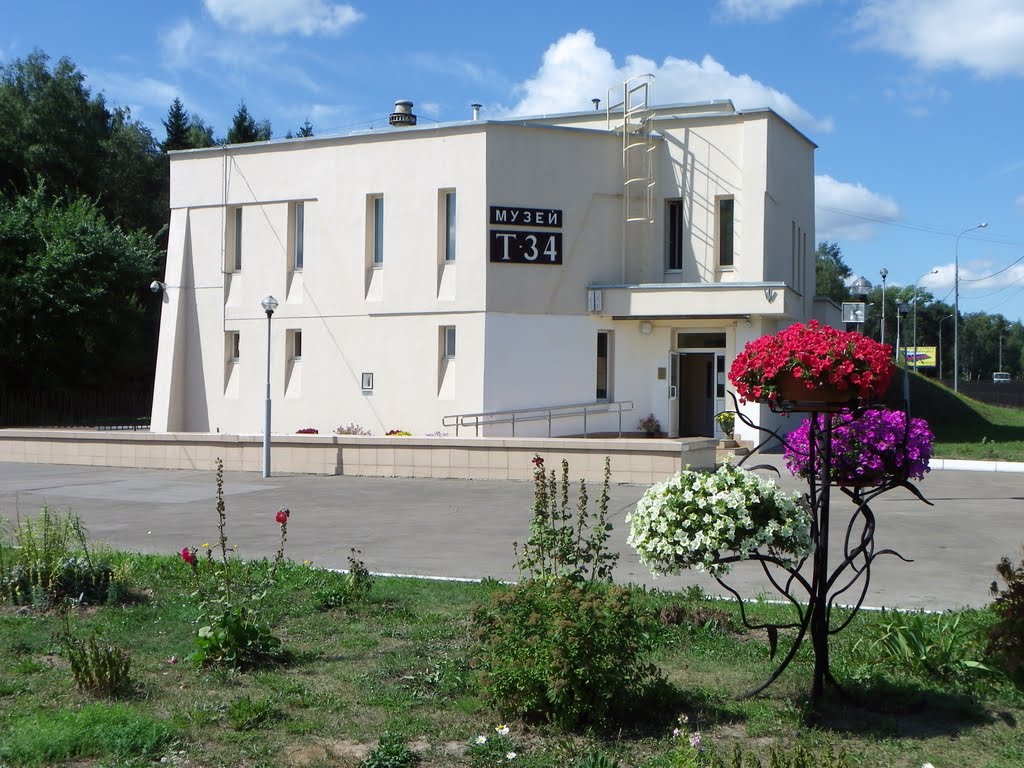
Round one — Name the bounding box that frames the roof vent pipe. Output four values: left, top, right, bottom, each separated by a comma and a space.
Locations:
471, 103, 482, 121
592, 98, 601, 110
389, 100, 416, 127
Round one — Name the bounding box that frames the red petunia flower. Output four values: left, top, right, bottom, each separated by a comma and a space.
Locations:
276, 508, 290, 524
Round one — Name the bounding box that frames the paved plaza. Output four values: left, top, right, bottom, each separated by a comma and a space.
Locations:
0, 459, 1021, 610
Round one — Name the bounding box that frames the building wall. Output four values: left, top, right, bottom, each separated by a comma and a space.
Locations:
152, 105, 818, 440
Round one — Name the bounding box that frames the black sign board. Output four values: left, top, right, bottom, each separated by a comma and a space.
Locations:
489, 230, 563, 264
489, 206, 562, 228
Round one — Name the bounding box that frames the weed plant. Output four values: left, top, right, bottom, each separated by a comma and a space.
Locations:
361, 730, 421, 768
0, 505, 120, 607
987, 546, 1024, 686
64, 632, 133, 698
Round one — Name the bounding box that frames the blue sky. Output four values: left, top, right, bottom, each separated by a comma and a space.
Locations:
6, 0, 1024, 322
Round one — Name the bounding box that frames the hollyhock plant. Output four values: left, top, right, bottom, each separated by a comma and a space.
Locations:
784, 409, 934, 486
729, 321, 894, 404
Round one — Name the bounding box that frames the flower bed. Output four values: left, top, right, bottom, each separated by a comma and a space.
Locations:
626, 463, 812, 576
784, 409, 934, 486
729, 321, 894, 404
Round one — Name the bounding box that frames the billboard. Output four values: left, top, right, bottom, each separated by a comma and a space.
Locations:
902, 346, 937, 368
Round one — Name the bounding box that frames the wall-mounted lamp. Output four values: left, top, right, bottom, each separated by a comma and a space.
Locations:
639, 321, 653, 335
149, 280, 167, 293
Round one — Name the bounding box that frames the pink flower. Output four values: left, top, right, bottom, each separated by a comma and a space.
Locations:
689, 733, 702, 749
180, 547, 195, 564
276, 508, 290, 524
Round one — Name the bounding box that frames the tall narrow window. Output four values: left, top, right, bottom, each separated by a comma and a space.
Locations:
227, 332, 241, 362
289, 330, 302, 361
372, 196, 384, 265
442, 326, 456, 358
596, 331, 611, 400
444, 191, 457, 262
294, 202, 304, 270
665, 199, 683, 271
717, 197, 734, 268
232, 207, 243, 271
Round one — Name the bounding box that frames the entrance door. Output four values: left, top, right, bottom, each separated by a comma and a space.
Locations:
667, 351, 680, 438
679, 353, 715, 437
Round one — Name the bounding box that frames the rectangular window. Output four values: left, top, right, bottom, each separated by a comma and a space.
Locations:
372, 196, 384, 265
232, 207, 243, 271
596, 331, 611, 401
717, 197, 734, 268
294, 202, 304, 270
442, 326, 456, 358
665, 199, 683, 271
444, 191, 457, 262
289, 330, 302, 361
227, 332, 240, 362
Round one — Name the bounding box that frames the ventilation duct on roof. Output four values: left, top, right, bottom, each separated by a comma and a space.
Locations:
389, 100, 417, 127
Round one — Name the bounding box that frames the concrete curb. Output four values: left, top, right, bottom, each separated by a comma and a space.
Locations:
931, 458, 1024, 473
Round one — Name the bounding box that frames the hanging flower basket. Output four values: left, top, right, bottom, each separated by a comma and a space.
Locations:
783, 409, 934, 487
729, 321, 894, 408
626, 463, 813, 576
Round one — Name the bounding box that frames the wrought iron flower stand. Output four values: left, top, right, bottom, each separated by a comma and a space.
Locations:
720, 393, 931, 707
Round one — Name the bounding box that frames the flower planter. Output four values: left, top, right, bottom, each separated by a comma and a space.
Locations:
776, 372, 855, 407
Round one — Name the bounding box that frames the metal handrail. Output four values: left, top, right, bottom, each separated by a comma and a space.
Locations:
442, 400, 634, 438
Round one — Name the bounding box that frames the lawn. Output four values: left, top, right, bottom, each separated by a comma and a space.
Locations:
1, 552, 1022, 768
901, 372, 1024, 462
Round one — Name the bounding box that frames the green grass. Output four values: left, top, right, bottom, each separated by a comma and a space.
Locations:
1, 554, 1022, 768
899, 370, 1024, 461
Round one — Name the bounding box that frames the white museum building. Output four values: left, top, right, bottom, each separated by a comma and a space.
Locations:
151, 81, 829, 442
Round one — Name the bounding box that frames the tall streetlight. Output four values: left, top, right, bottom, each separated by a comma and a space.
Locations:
954, 222, 988, 393
911, 268, 938, 370
261, 295, 279, 479
938, 313, 954, 381
879, 267, 888, 346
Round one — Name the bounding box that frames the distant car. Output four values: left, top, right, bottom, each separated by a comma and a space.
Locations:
993, 372, 1011, 384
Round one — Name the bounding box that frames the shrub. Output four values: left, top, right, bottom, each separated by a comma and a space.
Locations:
64, 634, 133, 698
335, 422, 372, 436
0, 506, 121, 607
295, 427, 319, 434
471, 577, 661, 729
987, 546, 1024, 685
385, 429, 412, 436
361, 731, 420, 768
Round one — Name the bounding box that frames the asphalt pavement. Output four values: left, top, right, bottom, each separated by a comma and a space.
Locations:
0, 459, 1020, 611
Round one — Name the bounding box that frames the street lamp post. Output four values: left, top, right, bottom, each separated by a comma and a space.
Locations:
879, 267, 888, 346
939, 313, 953, 381
911, 269, 938, 371
954, 223, 988, 393
261, 295, 279, 479
897, 302, 910, 404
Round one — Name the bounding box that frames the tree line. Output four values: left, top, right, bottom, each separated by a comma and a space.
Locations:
1, 49, 1018, 396
816, 242, 1023, 382
0, 50, 313, 394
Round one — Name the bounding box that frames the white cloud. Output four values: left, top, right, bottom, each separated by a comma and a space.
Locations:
203, 0, 363, 36
815, 174, 902, 241
160, 19, 196, 70
1016, 193, 1024, 209
855, 0, 1024, 77
503, 30, 832, 134
717, 0, 816, 22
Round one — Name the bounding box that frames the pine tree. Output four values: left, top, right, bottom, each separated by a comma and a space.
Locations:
161, 97, 190, 151
227, 101, 259, 144
297, 118, 314, 137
